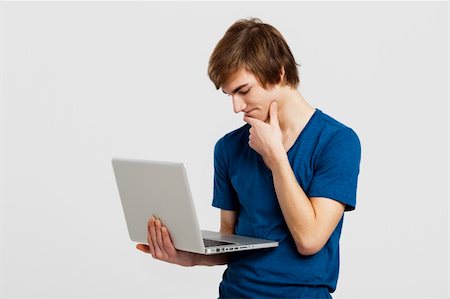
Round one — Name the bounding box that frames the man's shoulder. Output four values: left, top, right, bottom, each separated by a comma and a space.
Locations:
316, 109, 351, 131
314, 109, 359, 145
217, 123, 250, 145
214, 124, 250, 158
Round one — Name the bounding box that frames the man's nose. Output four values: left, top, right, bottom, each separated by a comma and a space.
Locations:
232, 95, 247, 113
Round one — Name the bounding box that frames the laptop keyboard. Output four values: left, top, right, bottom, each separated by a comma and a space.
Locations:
203, 239, 235, 247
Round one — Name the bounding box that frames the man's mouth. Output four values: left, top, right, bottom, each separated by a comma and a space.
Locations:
244, 109, 256, 117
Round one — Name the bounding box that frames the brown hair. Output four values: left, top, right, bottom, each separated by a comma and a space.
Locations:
208, 18, 300, 90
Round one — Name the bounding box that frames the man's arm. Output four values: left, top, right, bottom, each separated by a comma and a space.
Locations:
270, 158, 345, 255
196, 209, 236, 265
220, 209, 237, 234
244, 102, 346, 256
137, 210, 237, 266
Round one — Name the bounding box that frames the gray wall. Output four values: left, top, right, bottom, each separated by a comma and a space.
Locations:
1, 2, 448, 298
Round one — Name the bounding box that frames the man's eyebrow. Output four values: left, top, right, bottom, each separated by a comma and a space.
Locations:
223, 83, 248, 95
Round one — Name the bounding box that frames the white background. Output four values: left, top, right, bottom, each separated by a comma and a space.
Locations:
1, 1, 448, 298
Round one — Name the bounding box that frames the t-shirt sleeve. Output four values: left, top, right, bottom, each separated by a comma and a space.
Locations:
308, 128, 361, 211
211, 138, 239, 211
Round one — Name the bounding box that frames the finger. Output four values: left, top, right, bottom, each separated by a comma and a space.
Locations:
136, 243, 150, 253
244, 116, 259, 127
161, 226, 178, 257
269, 101, 279, 125
247, 129, 255, 149
155, 219, 168, 259
147, 217, 156, 256
150, 217, 162, 258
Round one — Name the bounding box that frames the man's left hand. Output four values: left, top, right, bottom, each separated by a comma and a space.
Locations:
243, 101, 287, 169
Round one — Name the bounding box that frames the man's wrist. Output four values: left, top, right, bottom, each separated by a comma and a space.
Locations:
268, 151, 290, 172
268, 152, 290, 173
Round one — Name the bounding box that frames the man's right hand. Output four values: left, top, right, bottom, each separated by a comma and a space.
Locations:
136, 216, 198, 267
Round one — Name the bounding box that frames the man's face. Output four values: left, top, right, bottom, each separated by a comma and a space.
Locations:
221, 68, 282, 123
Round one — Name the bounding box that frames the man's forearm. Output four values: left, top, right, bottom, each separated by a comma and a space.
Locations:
269, 153, 346, 256
269, 155, 317, 250
194, 253, 231, 266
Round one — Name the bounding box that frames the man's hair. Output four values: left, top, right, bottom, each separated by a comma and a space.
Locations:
208, 18, 300, 90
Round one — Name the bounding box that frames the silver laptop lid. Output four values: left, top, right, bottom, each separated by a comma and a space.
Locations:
112, 158, 206, 253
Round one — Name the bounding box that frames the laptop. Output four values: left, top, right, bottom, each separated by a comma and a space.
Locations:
112, 157, 279, 255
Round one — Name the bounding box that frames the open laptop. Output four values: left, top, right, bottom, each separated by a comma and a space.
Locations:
112, 157, 278, 255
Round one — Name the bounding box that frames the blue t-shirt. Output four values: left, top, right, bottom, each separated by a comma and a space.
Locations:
212, 109, 361, 299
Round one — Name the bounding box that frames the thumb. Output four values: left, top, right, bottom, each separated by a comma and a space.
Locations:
269, 101, 279, 125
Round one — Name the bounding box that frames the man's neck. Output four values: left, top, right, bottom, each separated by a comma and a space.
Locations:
277, 88, 316, 136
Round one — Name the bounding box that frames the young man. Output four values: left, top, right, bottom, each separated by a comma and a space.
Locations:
137, 18, 361, 298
